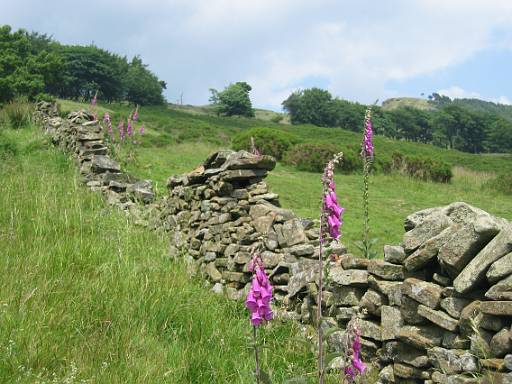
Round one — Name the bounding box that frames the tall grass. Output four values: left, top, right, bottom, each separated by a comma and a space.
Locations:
0, 127, 318, 383
1, 100, 33, 129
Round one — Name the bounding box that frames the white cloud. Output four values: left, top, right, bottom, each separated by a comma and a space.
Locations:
2, 0, 512, 108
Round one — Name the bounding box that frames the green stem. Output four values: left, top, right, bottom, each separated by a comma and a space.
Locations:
317, 214, 324, 384
253, 326, 261, 384
362, 157, 372, 258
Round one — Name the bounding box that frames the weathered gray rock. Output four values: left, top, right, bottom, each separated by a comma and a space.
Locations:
205, 263, 222, 282
488, 252, 512, 284
438, 216, 500, 277
128, 180, 155, 204
381, 305, 403, 340
401, 295, 427, 325
404, 206, 442, 231
379, 365, 395, 384
278, 219, 308, 247
368, 276, 403, 306
486, 274, 512, 300
443, 331, 471, 349
505, 354, 512, 370
91, 155, 121, 173
454, 223, 512, 294
433, 273, 452, 287
395, 344, 429, 367
404, 225, 458, 271
481, 301, 512, 316
440, 297, 471, 318
330, 286, 366, 306
402, 211, 452, 252
402, 278, 443, 309
288, 243, 314, 256
287, 266, 318, 297
393, 362, 430, 379
491, 328, 512, 357
418, 304, 459, 332
360, 289, 386, 316
329, 267, 368, 286
384, 245, 406, 264
428, 347, 478, 374
339, 254, 370, 269
399, 325, 443, 350
359, 319, 382, 341
368, 260, 404, 281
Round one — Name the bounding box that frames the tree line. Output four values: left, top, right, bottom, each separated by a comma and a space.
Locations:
0, 25, 166, 105
282, 88, 512, 154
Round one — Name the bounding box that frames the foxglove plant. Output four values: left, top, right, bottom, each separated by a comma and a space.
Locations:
318, 152, 345, 384
360, 106, 375, 258
342, 315, 366, 383
139, 123, 145, 135
127, 117, 133, 137
245, 249, 273, 383
132, 105, 139, 121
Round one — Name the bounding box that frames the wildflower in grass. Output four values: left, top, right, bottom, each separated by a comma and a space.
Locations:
343, 316, 366, 383
360, 106, 375, 258
91, 91, 97, 106
133, 105, 139, 121
361, 108, 374, 158
245, 253, 273, 326
139, 123, 145, 135
103, 112, 110, 123
245, 249, 273, 384
107, 121, 113, 137
118, 121, 125, 141
127, 117, 133, 137
318, 152, 344, 384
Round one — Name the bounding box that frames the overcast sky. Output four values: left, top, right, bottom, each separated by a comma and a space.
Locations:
3, 0, 512, 110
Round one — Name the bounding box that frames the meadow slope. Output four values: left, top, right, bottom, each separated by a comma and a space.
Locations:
57, 100, 512, 254
0, 127, 321, 383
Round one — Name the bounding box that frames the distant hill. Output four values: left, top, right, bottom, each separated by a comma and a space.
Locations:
167, 103, 290, 124
382, 96, 512, 122
381, 97, 435, 111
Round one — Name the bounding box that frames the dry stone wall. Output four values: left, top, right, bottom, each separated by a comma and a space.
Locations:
35, 102, 512, 383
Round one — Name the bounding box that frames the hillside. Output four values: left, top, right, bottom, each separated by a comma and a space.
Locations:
0, 126, 317, 383
382, 96, 512, 122
381, 97, 435, 111
57, 99, 512, 253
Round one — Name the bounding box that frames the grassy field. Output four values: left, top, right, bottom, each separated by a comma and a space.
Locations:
57, 100, 512, 254
0, 127, 329, 383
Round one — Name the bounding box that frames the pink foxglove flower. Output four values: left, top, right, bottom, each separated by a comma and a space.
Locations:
118, 121, 125, 141
127, 117, 133, 137
361, 107, 374, 158
344, 321, 366, 382
245, 253, 273, 327
139, 123, 145, 135
103, 112, 110, 123
321, 156, 345, 242
133, 105, 139, 121
91, 92, 97, 106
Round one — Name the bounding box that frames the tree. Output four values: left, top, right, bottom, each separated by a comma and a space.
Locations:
125, 56, 165, 105
282, 88, 336, 126
209, 82, 254, 117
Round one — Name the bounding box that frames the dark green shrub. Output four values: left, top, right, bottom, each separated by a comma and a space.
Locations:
484, 174, 512, 195
232, 127, 299, 159
3, 100, 32, 129
390, 152, 452, 183
35, 93, 56, 103
283, 143, 361, 173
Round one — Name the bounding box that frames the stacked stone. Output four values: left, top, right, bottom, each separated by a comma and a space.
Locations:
378, 202, 512, 384
162, 150, 332, 303
35, 104, 155, 217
